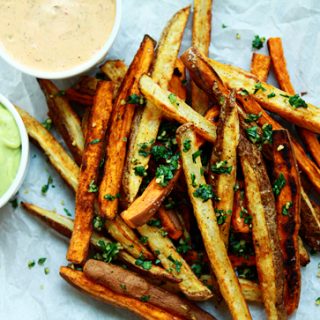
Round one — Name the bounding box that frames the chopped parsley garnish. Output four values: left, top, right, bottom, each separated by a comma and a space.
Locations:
246, 126, 260, 143
168, 93, 177, 104
104, 193, 120, 201
193, 184, 219, 202
135, 254, 152, 270
139, 236, 148, 245
176, 237, 192, 254
89, 138, 101, 145
282, 201, 293, 216
161, 230, 168, 237
222, 23, 227, 28
211, 160, 232, 174
214, 208, 232, 225
95, 240, 121, 263
192, 150, 202, 163
229, 232, 255, 257
9, 198, 18, 209
190, 173, 197, 187
44, 267, 50, 275
273, 173, 286, 197
245, 113, 262, 123
253, 82, 266, 94
267, 92, 276, 98
38, 257, 47, 265
120, 284, 127, 291
236, 33, 241, 40
140, 295, 151, 302
316, 297, 320, 305
41, 175, 53, 194
252, 35, 266, 49
261, 123, 273, 144
147, 219, 162, 228
42, 118, 52, 130
88, 180, 98, 193
236, 266, 257, 280
240, 208, 252, 226
64, 208, 72, 217
155, 153, 180, 187
168, 255, 182, 273
28, 260, 35, 269
93, 215, 104, 231
288, 94, 307, 109
191, 263, 202, 278
239, 89, 249, 96
245, 124, 273, 146
183, 139, 191, 152
134, 166, 147, 177
151, 145, 172, 161
233, 183, 240, 192
127, 94, 146, 105
164, 197, 176, 209
138, 141, 153, 157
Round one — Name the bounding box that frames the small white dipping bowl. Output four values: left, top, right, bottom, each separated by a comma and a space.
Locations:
0, 0, 122, 80
0, 94, 29, 208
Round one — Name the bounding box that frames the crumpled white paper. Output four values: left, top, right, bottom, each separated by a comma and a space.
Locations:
0, 0, 319, 319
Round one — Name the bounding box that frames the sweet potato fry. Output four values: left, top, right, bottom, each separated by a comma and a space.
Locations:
158, 206, 183, 240
67, 82, 113, 264
209, 89, 239, 245
139, 75, 216, 143
177, 123, 251, 319
84, 260, 216, 320
191, 0, 212, 114
123, 7, 190, 204
65, 88, 93, 106
74, 76, 100, 96
272, 129, 301, 315
168, 58, 187, 101
238, 133, 286, 319
205, 105, 220, 122
37, 79, 84, 164
121, 168, 181, 228
98, 35, 155, 220
60, 267, 182, 320
137, 223, 213, 301
22, 202, 179, 283
81, 108, 91, 138
298, 128, 320, 168
250, 53, 271, 82
16, 107, 79, 191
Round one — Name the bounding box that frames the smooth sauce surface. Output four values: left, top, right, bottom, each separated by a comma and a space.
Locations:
0, 104, 21, 197
0, 0, 116, 72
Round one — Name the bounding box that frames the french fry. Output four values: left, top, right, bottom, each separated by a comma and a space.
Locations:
37, 79, 85, 164
168, 58, 187, 101
250, 53, 271, 82
158, 206, 183, 240
60, 267, 183, 320
16, 107, 79, 191
191, 0, 212, 114
205, 105, 220, 122
238, 133, 286, 319
67, 82, 113, 264
81, 108, 91, 138
298, 128, 320, 168
209, 89, 239, 245
238, 279, 262, 303
65, 88, 93, 106
22, 202, 179, 283
177, 123, 251, 319
229, 255, 256, 267
73, 76, 100, 96
98, 35, 156, 220
121, 168, 181, 228
298, 237, 310, 266
137, 223, 213, 301
139, 75, 216, 143
84, 260, 216, 320
123, 7, 190, 204
272, 129, 301, 315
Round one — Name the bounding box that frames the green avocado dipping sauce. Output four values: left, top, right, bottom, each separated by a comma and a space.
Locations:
0, 103, 21, 196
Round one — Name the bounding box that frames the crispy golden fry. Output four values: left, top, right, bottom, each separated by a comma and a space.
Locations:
177, 123, 251, 319
238, 279, 262, 303
74, 76, 100, 96
250, 53, 271, 82
298, 128, 320, 168
22, 202, 179, 283
139, 75, 216, 143
123, 7, 190, 204
84, 260, 216, 320
67, 82, 113, 264
168, 59, 187, 101
209, 90, 239, 245
100, 60, 128, 95
16, 107, 79, 191
60, 267, 183, 320
158, 206, 183, 240
98, 35, 155, 220
137, 223, 213, 301
65, 88, 93, 106
238, 134, 286, 319
37, 79, 84, 164
191, 0, 212, 114
272, 130, 301, 315
121, 168, 181, 228
81, 108, 91, 138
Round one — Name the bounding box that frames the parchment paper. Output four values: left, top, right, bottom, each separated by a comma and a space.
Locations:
0, 0, 319, 319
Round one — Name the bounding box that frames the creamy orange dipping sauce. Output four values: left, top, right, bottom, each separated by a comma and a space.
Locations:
0, 0, 116, 72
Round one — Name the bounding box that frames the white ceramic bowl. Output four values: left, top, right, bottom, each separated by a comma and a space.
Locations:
0, 94, 29, 208
0, 0, 122, 80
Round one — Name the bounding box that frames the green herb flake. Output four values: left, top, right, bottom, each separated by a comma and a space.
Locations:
120, 284, 127, 291
211, 160, 232, 174
288, 94, 308, 109
267, 92, 276, 98
177, 237, 192, 254
273, 173, 286, 197
93, 215, 104, 232
38, 257, 47, 265
9, 198, 18, 209
95, 240, 121, 263
88, 180, 98, 193
233, 183, 240, 192
161, 230, 168, 237
191, 263, 202, 278
181, 79, 187, 86
316, 297, 320, 306
236, 33, 241, 40
140, 295, 151, 302
134, 166, 147, 177
245, 113, 262, 123
127, 94, 146, 105
89, 138, 101, 145
193, 184, 219, 202
139, 236, 148, 245
214, 208, 232, 225
147, 219, 162, 228
104, 193, 120, 201
42, 118, 52, 131
44, 267, 50, 275
63, 208, 72, 217
239, 89, 249, 96
245, 126, 260, 144
135, 254, 152, 270
190, 173, 197, 187
282, 201, 293, 216
28, 260, 35, 269
253, 82, 266, 94
168, 93, 177, 105
183, 139, 191, 152
222, 24, 227, 28
41, 175, 53, 194
252, 35, 266, 50
168, 255, 182, 273
192, 150, 202, 163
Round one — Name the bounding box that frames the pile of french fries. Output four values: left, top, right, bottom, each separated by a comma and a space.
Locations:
17, 1, 320, 319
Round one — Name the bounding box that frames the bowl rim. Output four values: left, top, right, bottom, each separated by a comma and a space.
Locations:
0, 0, 122, 80
0, 94, 29, 208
